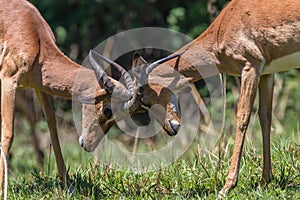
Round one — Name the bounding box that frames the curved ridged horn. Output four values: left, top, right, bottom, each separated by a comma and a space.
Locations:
89, 50, 136, 110
89, 50, 115, 92
89, 50, 131, 99
90, 50, 134, 96
124, 50, 186, 110
139, 50, 187, 86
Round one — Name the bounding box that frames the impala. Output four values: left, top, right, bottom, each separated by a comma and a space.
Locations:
88, 0, 300, 196
0, 0, 133, 194
149, 0, 300, 196
0, 0, 181, 194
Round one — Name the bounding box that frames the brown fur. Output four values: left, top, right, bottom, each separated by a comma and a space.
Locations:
140, 0, 300, 196
0, 0, 125, 194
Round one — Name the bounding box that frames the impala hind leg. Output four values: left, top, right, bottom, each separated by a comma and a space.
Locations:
219, 62, 260, 197
35, 90, 68, 184
0, 78, 17, 195
258, 74, 274, 187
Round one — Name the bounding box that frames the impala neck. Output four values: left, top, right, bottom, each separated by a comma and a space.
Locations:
25, 44, 100, 100
151, 32, 221, 85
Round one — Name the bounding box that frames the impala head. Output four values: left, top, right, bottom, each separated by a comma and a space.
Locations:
78, 50, 137, 152
131, 53, 181, 136
79, 50, 184, 152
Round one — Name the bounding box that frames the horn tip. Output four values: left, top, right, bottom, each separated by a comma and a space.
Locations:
178, 49, 187, 56
89, 49, 96, 58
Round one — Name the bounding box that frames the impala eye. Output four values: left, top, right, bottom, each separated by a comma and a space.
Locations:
103, 107, 113, 119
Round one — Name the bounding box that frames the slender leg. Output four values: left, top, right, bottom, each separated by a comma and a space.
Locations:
258, 74, 274, 186
0, 78, 17, 195
219, 63, 260, 197
34, 90, 67, 184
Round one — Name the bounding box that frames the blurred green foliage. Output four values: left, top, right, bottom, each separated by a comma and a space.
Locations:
29, 0, 228, 62
28, 0, 299, 130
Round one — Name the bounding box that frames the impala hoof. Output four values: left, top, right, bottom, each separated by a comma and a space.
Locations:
218, 189, 228, 199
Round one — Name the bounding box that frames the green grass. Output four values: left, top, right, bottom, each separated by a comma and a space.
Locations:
6, 73, 300, 199
6, 120, 300, 199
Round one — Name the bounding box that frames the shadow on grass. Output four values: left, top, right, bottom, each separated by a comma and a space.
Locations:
10, 169, 107, 199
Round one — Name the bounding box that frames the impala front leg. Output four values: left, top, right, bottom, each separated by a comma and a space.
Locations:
35, 90, 67, 184
258, 74, 274, 187
219, 62, 260, 197
0, 78, 17, 195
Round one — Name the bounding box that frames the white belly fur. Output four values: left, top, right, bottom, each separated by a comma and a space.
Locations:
262, 51, 300, 75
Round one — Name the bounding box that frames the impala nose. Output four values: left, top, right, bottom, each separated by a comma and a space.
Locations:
79, 136, 84, 148
169, 120, 180, 135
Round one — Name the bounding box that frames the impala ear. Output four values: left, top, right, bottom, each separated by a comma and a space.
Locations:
132, 52, 147, 68
132, 52, 147, 80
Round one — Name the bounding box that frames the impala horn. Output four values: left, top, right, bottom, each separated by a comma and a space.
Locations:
89, 50, 134, 96
138, 50, 187, 87
89, 50, 135, 110
89, 50, 186, 110
89, 50, 133, 99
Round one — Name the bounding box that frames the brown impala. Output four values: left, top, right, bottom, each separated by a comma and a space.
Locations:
146, 0, 300, 196
0, 0, 120, 193
87, 0, 300, 197
0, 0, 182, 195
